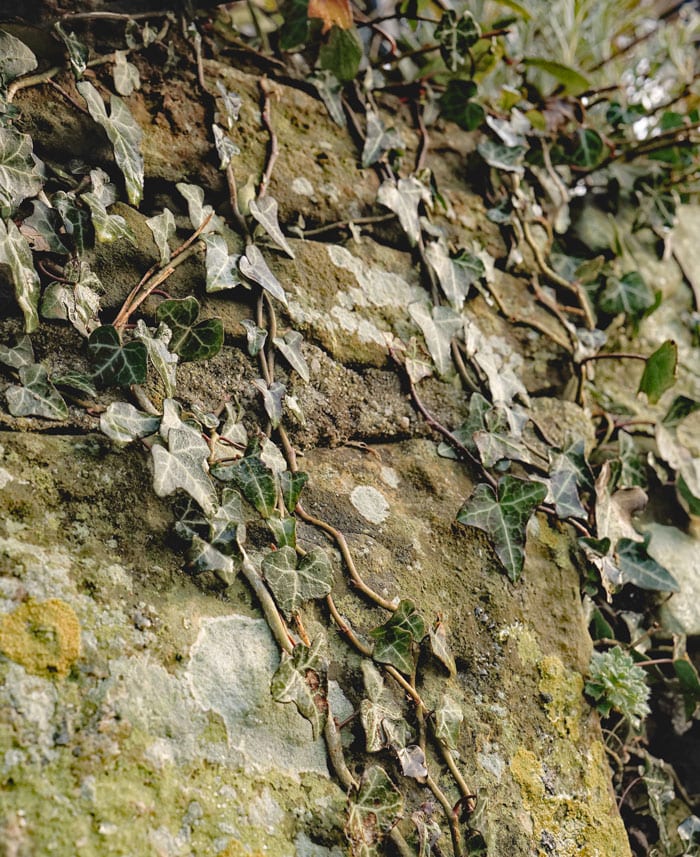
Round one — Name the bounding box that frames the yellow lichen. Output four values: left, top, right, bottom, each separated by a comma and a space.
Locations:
538, 654, 584, 741
0, 598, 81, 678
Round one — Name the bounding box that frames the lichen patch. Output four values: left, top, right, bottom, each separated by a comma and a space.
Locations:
0, 598, 81, 678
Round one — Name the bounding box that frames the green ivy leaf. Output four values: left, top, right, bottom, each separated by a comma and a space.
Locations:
41, 269, 102, 338
433, 694, 463, 749
346, 766, 403, 852
77, 81, 143, 206
522, 57, 590, 95
0, 126, 44, 216
662, 395, 700, 428
151, 422, 218, 516
362, 109, 404, 168
616, 535, 679, 592
88, 324, 147, 386
146, 207, 175, 266
424, 241, 472, 310
273, 330, 309, 382
319, 25, 362, 82
478, 140, 526, 173
370, 600, 425, 675
6, 364, 68, 420
241, 319, 267, 356
249, 195, 295, 259
457, 476, 547, 581
185, 534, 236, 582
280, 470, 308, 512
438, 392, 490, 459
268, 514, 297, 548
253, 378, 286, 428
377, 176, 426, 246
0, 217, 40, 332
21, 199, 69, 254
548, 451, 587, 519
271, 637, 327, 739
408, 302, 462, 376
413, 811, 443, 857
439, 79, 484, 131
309, 69, 346, 127
239, 243, 288, 306
155, 296, 223, 362
53, 191, 90, 254
598, 271, 654, 319
278, 0, 309, 49
82, 186, 135, 245
99, 401, 161, 445
617, 430, 646, 488
360, 697, 408, 753
134, 320, 178, 397
212, 455, 277, 518
261, 545, 334, 619
569, 128, 604, 168
429, 619, 457, 676
113, 50, 140, 95
176, 182, 221, 232
435, 9, 481, 72
0, 334, 33, 369
54, 22, 88, 77
203, 233, 241, 293
0, 29, 37, 84
638, 340, 677, 404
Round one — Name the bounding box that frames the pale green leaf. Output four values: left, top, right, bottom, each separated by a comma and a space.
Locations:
241, 319, 267, 355
261, 545, 334, 619
362, 109, 403, 168
522, 57, 590, 95
273, 330, 309, 382
203, 233, 241, 292
6, 364, 68, 420
424, 241, 472, 310
185, 534, 236, 583
215, 81, 241, 129
435, 9, 481, 72
77, 81, 144, 206
151, 425, 217, 516
346, 766, 403, 850
547, 452, 587, 519
0, 29, 37, 84
408, 302, 461, 376
477, 140, 526, 173
457, 476, 547, 580
21, 199, 69, 254
639, 340, 677, 404
239, 244, 288, 306
0, 334, 33, 368
271, 637, 326, 738
211, 455, 277, 518
413, 811, 443, 857
176, 182, 220, 232
268, 514, 297, 548
376, 177, 426, 246
253, 377, 286, 428
52, 371, 97, 398
113, 50, 140, 95
279, 470, 308, 513
212, 123, 240, 170
360, 697, 409, 753
0, 217, 40, 332
82, 191, 135, 244
318, 26, 362, 82
309, 70, 346, 127
41, 279, 101, 337
429, 619, 456, 676
0, 127, 44, 216
134, 320, 178, 397
598, 271, 653, 319
100, 401, 161, 445
88, 324, 147, 386
433, 694, 463, 749
146, 207, 175, 266
249, 196, 295, 259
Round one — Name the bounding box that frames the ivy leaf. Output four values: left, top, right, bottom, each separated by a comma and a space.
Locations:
617, 430, 646, 488
52, 371, 97, 398
6, 364, 68, 420
261, 545, 334, 619
21, 199, 69, 253
370, 600, 425, 675
88, 324, 147, 386
271, 637, 327, 739
214, 126, 239, 172
474, 407, 533, 467
429, 618, 456, 676
155, 296, 223, 362
268, 514, 297, 548
638, 340, 677, 404
76, 81, 144, 206
176, 182, 220, 233
134, 320, 178, 397
41, 278, 101, 338
273, 330, 309, 382
318, 25, 362, 82
280, 470, 308, 512
0, 127, 44, 217
522, 57, 590, 95
397, 745, 428, 779
185, 534, 236, 582
215, 81, 242, 128
424, 241, 472, 310
439, 79, 484, 131
53, 191, 90, 254
377, 177, 426, 246
0, 334, 34, 369
598, 271, 653, 319
408, 302, 461, 376
457, 476, 547, 581
249, 196, 295, 259
433, 694, 463, 750
464, 319, 529, 406
548, 451, 587, 519
239, 244, 288, 306
662, 396, 700, 428
211, 455, 277, 518
54, 23, 88, 77
253, 377, 286, 428
413, 811, 443, 857
438, 392, 490, 459
435, 9, 481, 72
360, 697, 408, 753
478, 140, 526, 173
82, 186, 135, 245
241, 319, 267, 356
362, 109, 403, 168
0, 29, 37, 84
145, 207, 175, 266
113, 50, 140, 95
346, 766, 403, 852
309, 69, 346, 127
99, 401, 161, 445
0, 217, 41, 332
616, 535, 679, 592
569, 128, 604, 168
151, 423, 218, 517
203, 233, 241, 292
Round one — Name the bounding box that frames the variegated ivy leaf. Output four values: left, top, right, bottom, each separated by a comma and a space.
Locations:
362, 660, 385, 703
21, 199, 69, 254
408, 302, 462, 377
185, 534, 236, 583
271, 637, 327, 739
260, 436, 287, 476
397, 745, 428, 779
546, 450, 587, 520
241, 319, 267, 356
176, 182, 222, 233
239, 244, 288, 306
438, 392, 491, 459
309, 70, 346, 127
249, 196, 295, 259
53, 191, 90, 254
134, 320, 178, 397
211, 455, 277, 518
273, 330, 309, 382
279, 470, 308, 513
473, 406, 533, 468
464, 318, 529, 406
268, 514, 297, 548
203, 233, 241, 292
54, 23, 88, 77
617, 430, 646, 488
0, 217, 41, 332
253, 378, 286, 428
369, 600, 426, 675
412, 810, 442, 857
41, 278, 102, 337
151, 423, 217, 517
360, 697, 409, 754
155, 296, 224, 362
0, 334, 34, 369
0, 29, 37, 84
424, 240, 472, 310
113, 50, 140, 96
6, 364, 69, 420
212, 123, 240, 170
346, 766, 403, 852
100, 401, 161, 445
362, 109, 403, 168
429, 618, 456, 676
477, 140, 526, 174
261, 545, 334, 619
77, 81, 144, 206
146, 207, 176, 266
434, 9, 481, 72
82, 168, 136, 244
0, 127, 44, 217
376, 177, 427, 246
88, 324, 147, 386
215, 81, 241, 129
616, 535, 679, 592
53, 370, 97, 399
433, 694, 463, 750
457, 476, 547, 581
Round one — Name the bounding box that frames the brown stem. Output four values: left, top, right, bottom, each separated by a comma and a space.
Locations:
240, 549, 294, 654
258, 77, 279, 199
324, 714, 358, 790
426, 774, 464, 857
326, 595, 373, 656
579, 352, 647, 365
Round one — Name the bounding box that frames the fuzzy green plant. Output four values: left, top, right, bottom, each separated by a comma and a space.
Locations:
586, 646, 651, 730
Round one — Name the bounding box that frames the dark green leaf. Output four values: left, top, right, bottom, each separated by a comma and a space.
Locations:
51, 371, 97, 398
598, 271, 653, 318
88, 324, 147, 386
280, 470, 308, 512
438, 393, 490, 459
53, 191, 90, 253
319, 26, 362, 82
268, 514, 297, 548
523, 57, 590, 94
662, 396, 700, 427
638, 340, 677, 404
271, 637, 327, 738
185, 534, 236, 582
54, 23, 88, 77
0, 216, 40, 332
435, 10, 481, 72
439, 79, 484, 130
569, 128, 604, 168
370, 600, 425, 675
211, 455, 277, 518
673, 656, 700, 719
457, 476, 547, 580
261, 545, 334, 619
6, 364, 68, 420
616, 535, 679, 592
560, 439, 595, 493
155, 296, 224, 362
278, 0, 309, 49
346, 766, 403, 850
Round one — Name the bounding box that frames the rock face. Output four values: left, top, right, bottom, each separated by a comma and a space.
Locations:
0, 30, 634, 857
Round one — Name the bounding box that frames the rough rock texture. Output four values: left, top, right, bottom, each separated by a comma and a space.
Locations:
0, 31, 640, 857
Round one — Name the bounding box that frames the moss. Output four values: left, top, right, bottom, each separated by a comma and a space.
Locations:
537, 654, 584, 741
0, 598, 81, 678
